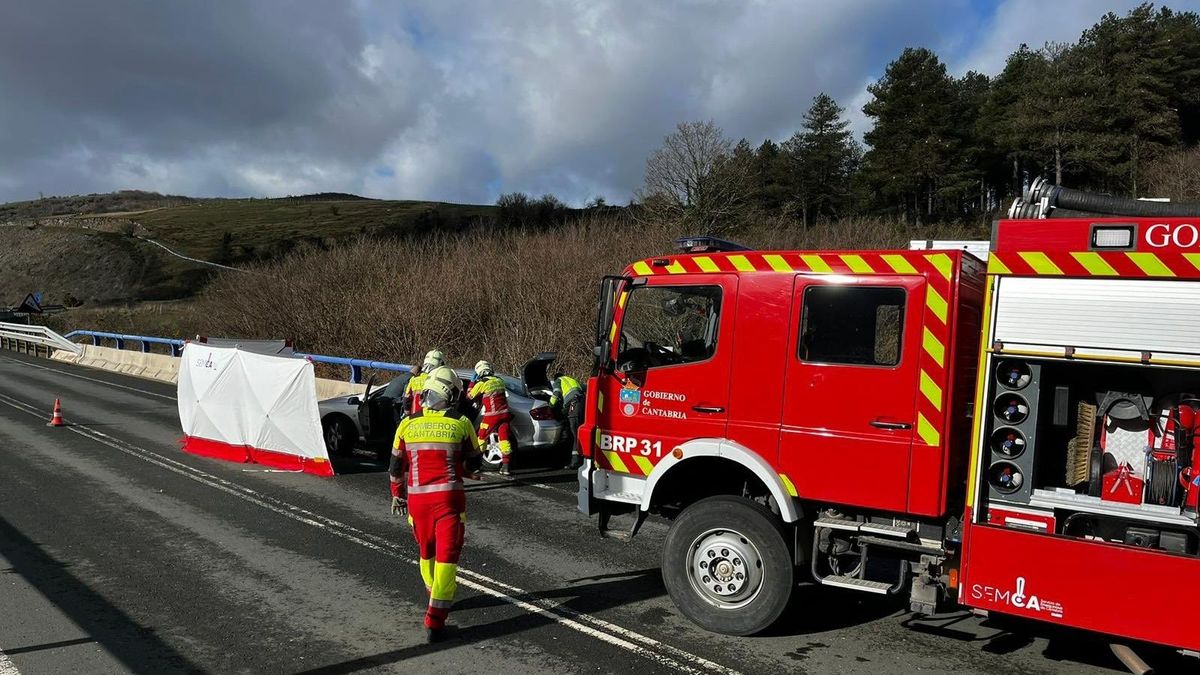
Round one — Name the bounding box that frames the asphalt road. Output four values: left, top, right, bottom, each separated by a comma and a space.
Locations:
0, 349, 1191, 674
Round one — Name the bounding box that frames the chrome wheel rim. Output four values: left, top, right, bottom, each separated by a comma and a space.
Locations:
483, 441, 504, 465
686, 528, 764, 609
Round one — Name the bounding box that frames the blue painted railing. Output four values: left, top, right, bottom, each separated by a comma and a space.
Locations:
66, 330, 185, 355
292, 353, 411, 384
64, 330, 411, 383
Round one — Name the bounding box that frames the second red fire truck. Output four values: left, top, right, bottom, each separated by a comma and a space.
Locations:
577, 187, 1200, 657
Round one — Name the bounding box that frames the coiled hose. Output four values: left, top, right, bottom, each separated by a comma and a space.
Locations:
1012, 176, 1200, 218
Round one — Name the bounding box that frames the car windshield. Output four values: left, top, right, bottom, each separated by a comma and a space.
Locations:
378, 375, 410, 399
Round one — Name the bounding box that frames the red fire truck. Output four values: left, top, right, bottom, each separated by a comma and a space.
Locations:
577, 207, 1200, 655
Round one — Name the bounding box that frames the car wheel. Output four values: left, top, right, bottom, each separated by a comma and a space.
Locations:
479, 434, 513, 471
322, 415, 357, 456
662, 495, 793, 636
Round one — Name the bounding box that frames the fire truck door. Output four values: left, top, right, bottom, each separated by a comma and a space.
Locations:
778, 275, 925, 513
596, 275, 736, 472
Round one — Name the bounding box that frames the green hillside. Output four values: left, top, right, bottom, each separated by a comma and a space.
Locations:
105, 197, 495, 261
0, 192, 503, 305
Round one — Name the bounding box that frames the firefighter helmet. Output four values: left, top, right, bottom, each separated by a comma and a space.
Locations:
474, 360, 494, 378
421, 366, 460, 411
422, 349, 446, 373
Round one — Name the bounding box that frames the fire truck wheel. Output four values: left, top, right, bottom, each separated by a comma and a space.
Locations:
662, 495, 792, 636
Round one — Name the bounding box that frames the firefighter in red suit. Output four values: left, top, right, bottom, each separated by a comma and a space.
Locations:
468, 360, 513, 474
390, 366, 481, 642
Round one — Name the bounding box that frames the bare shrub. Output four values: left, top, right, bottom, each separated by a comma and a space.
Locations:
1146, 147, 1200, 202
185, 214, 981, 379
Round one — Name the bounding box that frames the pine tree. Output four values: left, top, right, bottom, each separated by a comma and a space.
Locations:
1076, 5, 1183, 194
862, 48, 959, 223
785, 93, 859, 224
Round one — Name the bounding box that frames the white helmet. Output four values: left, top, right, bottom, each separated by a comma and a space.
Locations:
474, 360, 493, 378
422, 349, 446, 374
421, 366, 460, 410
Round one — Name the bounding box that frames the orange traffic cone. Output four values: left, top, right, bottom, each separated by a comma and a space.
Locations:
47, 398, 65, 427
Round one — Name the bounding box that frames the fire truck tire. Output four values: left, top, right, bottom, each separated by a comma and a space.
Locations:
662, 496, 793, 636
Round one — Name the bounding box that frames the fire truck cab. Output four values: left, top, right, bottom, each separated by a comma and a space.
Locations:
578, 221, 1200, 651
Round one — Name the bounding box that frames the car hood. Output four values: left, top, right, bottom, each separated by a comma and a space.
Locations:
521, 352, 556, 392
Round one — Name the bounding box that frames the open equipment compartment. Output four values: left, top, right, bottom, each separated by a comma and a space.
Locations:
973, 259, 1200, 559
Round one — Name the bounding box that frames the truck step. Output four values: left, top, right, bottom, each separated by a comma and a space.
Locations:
860, 522, 916, 539
813, 516, 861, 532
819, 575, 893, 595
814, 517, 916, 539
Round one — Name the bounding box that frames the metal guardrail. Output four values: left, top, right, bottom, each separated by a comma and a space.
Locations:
292, 353, 412, 384
65, 330, 186, 355
0, 322, 83, 356
63, 329, 410, 383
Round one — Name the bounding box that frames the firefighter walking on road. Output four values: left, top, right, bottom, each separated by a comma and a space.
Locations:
550, 372, 584, 469
402, 349, 446, 416
390, 366, 481, 642
468, 360, 513, 475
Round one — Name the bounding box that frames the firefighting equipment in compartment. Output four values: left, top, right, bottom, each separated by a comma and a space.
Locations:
987, 361, 1042, 502
551, 374, 584, 469
1146, 396, 1200, 508
1066, 401, 1098, 487
1095, 392, 1153, 505
389, 401, 481, 634
1175, 399, 1200, 514
468, 371, 512, 472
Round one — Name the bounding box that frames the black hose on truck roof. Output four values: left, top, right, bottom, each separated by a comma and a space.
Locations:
1009, 176, 1200, 218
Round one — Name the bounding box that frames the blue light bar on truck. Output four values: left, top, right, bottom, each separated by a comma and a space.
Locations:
673, 236, 752, 253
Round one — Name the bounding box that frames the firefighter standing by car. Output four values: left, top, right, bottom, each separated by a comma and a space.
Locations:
468, 360, 513, 474
402, 349, 446, 416
389, 365, 481, 642
550, 372, 584, 469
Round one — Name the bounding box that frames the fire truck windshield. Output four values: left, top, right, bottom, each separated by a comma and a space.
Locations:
617, 285, 721, 371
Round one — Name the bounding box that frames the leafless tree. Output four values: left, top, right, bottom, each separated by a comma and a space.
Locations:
1146, 147, 1200, 202
637, 120, 750, 231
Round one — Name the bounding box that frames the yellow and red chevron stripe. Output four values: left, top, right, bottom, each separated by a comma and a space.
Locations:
628, 251, 948, 277
594, 449, 654, 476
622, 250, 956, 450
916, 254, 954, 448
988, 250, 1200, 278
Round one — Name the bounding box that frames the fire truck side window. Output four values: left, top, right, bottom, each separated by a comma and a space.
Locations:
617, 285, 721, 371
799, 286, 905, 366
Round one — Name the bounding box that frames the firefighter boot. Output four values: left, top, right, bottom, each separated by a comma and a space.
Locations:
565, 451, 582, 470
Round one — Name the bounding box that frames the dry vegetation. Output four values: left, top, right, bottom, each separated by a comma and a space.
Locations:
132, 214, 982, 378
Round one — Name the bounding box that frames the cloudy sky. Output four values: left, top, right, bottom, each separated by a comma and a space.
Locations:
1, 0, 1194, 205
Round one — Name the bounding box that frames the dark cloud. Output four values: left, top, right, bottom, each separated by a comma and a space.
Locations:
3, 1, 1193, 205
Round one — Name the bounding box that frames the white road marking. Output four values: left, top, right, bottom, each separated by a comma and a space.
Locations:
0, 355, 177, 401
0, 392, 740, 675
479, 473, 559, 492
0, 649, 20, 675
